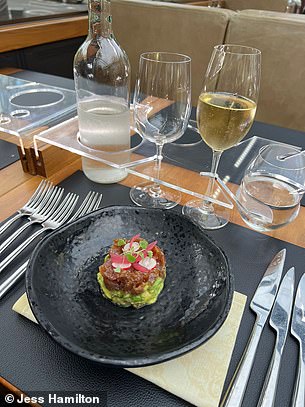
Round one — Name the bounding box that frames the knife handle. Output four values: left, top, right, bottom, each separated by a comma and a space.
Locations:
221, 318, 264, 407
257, 343, 281, 407
292, 344, 305, 407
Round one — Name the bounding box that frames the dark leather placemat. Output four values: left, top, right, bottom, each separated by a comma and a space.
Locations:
0, 139, 19, 170
0, 170, 302, 407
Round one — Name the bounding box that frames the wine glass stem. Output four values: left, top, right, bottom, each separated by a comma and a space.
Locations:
206, 149, 222, 197
151, 142, 164, 196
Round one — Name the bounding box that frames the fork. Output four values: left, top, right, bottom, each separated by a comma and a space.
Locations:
0, 191, 102, 299
0, 180, 53, 236
0, 192, 79, 275
0, 186, 64, 254
69, 191, 103, 222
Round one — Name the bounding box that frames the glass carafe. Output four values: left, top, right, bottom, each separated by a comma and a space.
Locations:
74, 0, 130, 183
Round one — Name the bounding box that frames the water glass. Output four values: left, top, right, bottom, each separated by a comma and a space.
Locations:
237, 143, 305, 231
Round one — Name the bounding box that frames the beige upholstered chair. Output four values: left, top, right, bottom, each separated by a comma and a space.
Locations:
224, 0, 287, 12
225, 10, 305, 131
112, 0, 234, 104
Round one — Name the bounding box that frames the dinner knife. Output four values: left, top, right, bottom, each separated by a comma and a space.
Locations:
221, 248, 286, 407
291, 273, 305, 407
257, 267, 295, 407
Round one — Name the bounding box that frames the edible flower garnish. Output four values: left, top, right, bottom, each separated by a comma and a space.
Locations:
110, 234, 158, 273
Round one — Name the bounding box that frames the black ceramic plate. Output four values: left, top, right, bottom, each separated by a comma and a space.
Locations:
26, 206, 233, 367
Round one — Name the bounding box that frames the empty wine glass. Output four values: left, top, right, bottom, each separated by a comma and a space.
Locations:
183, 44, 261, 229
129, 52, 191, 209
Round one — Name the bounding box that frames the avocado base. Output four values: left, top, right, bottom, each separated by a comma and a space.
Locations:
97, 272, 165, 309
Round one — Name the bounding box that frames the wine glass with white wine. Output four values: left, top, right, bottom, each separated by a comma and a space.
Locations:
183, 44, 261, 229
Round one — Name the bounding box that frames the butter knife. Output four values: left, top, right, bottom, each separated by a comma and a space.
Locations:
221, 248, 286, 407
257, 267, 295, 407
291, 273, 305, 407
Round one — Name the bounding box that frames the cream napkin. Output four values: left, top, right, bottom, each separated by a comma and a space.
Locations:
13, 292, 246, 407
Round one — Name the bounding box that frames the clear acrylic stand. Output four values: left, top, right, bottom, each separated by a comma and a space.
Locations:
30, 109, 305, 211
33, 113, 295, 210
33, 115, 156, 169
0, 75, 76, 154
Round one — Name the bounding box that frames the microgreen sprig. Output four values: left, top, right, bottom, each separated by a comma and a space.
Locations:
123, 238, 151, 263
117, 239, 127, 247
139, 240, 148, 249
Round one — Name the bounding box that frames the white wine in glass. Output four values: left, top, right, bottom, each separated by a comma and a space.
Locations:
183, 44, 261, 229
197, 92, 257, 151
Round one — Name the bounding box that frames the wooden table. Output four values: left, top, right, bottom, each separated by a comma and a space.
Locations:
0, 15, 87, 53
1, 144, 305, 248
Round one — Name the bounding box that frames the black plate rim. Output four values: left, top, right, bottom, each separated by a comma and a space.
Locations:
26, 205, 234, 367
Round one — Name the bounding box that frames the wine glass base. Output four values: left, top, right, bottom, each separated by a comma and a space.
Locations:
130, 182, 181, 209
182, 198, 230, 230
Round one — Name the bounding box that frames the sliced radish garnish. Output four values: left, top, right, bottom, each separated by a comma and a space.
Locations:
130, 234, 141, 246
146, 241, 157, 251
139, 257, 156, 270
112, 262, 131, 270
123, 241, 140, 252
133, 262, 150, 273
134, 252, 147, 263
111, 253, 129, 264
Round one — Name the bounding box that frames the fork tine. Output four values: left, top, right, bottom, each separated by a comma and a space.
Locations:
84, 192, 98, 214
24, 180, 47, 208
79, 192, 96, 216
46, 192, 71, 222
38, 187, 63, 217
52, 194, 78, 223
69, 192, 94, 222
56, 195, 79, 224
92, 193, 103, 211
0, 187, 65, 255
28, 181, 53, 211
69, 192, 103, 222
84, 192, 99, 213
0, 180, 53, 236
31, 184, 56, 215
